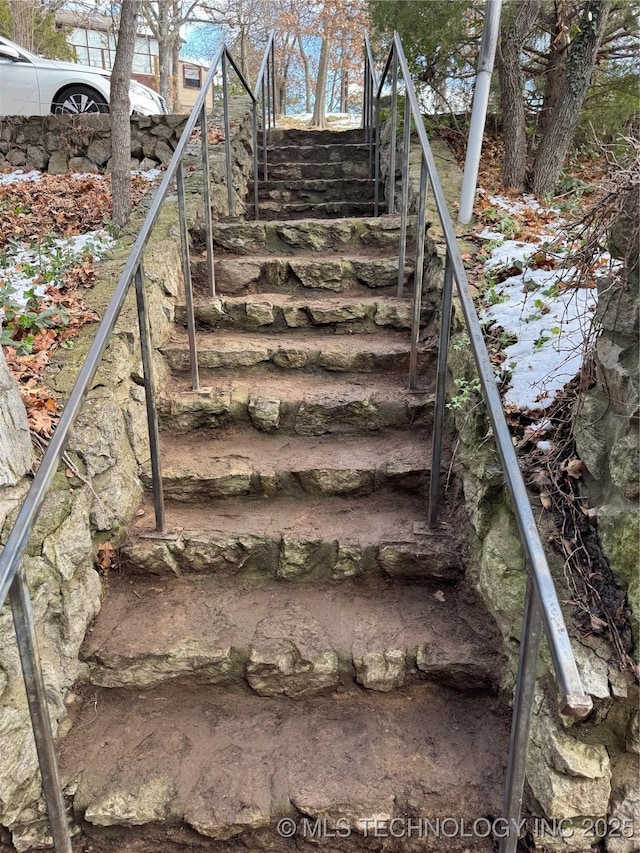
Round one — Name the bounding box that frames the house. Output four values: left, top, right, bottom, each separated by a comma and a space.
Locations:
55, 10, 209, 112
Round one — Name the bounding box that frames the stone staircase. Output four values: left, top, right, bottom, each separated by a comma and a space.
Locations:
256, 127, 376, 220
59, 128, 510, 852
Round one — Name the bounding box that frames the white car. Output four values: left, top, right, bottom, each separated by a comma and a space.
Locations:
0, 35, 166, 116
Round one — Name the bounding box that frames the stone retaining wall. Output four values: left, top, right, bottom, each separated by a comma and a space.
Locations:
0, 114, 188, 174
379, 114, 639, 850
0, 100, 254, 849
0, 203, 182, 849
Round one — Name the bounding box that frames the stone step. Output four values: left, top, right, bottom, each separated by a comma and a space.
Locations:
261, 127, 368, 146
258, 200, 377, 220
257, 178, 375, 203
81, 573, 501, 694
144, 427, 432, 501
160, 329, 432, 376
123, 491, 462, 583
158, 371, 433, 435
266, 159, 370, 180
192, 253, 414, 297
60, 683, 507, 850
211, 214, 417, 256
176, 293, 415, 335
264, 142, 370, 164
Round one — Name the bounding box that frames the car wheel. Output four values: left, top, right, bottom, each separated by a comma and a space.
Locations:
52, 85, 108, 114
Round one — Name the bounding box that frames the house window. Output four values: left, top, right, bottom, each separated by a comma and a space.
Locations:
68, 26, 157, 74
183, 65, 201, 89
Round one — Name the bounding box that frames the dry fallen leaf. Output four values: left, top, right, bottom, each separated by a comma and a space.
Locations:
564, 458, 585, 479
531, 468, 552, 489
96, 542, 117, 572
540, 490, 552, 510
581, 505, 598, 520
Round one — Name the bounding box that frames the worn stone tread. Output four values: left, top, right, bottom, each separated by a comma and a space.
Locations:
264, 142, 370, 164
175, 293, 414, 334
266, 159, 371, 180
82, 571, 502, 693
158, 370, 433, 434
261, 127, 368, 145
257, 178, 375, 203
258, 200, 377, 220
160, 328, 432, 375
145, 427, 432, 500
60, 682, 507, 850
192, 253, 416, 297
123, 491, 462, 582
211, 214, 417, 256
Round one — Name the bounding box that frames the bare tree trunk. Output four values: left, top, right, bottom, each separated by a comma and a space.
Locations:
340, 67, 348, 113
172, 38, 180, 112
329, 65, 338, 112
111, 1, 139, 228
152, 1, 172, 105
339, 33, 347, 113
297, 34, 311, 113
10, 0, 34, 50
532, 0, 611, 196
239, 28, 248, 80
498, 0, 541, 189
158, 42, 172, 104
311, 35, 330, 127
538, 0, 574, 137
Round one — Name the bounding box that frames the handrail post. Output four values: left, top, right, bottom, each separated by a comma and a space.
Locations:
362, 53, 367, 130
373, 95, 381, 216
199, 103, 215, 297
429, 252, 454, 525
388, 47, 398, 214
367, 69, 374, 177
409, 156, 428, 389
397, 93, 411, 297
134, 261, 165, 533
271, 42, 277, 128
265, 59, 271, 134
221, 52, 234, 216
499, 577, 543, 853
10, 565, 72, 853
252, 101, 259, 219
261, 78, 268, 181
176, 162, 200, 391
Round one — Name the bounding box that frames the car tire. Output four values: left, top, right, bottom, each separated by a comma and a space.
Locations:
52, 85, 109, 115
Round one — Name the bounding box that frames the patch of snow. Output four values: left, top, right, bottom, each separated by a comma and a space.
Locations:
487, 193, 545, 214
284, 111, 361, 129
485, 238, 557, 270
478, 227, 504, 242
0, 230, 115, 313
531, 418, 553, 431
536, 440, 553, 452
481, 264, 597, 410
479, 216, 602, 412
131, 168, 163, 181
0, 169, 42, 185
71, 173, 105, 180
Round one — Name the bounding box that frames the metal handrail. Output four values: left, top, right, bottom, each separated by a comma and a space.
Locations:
254, 30, 276, 182
363, 31, 593, 853
0, 35, 274, 853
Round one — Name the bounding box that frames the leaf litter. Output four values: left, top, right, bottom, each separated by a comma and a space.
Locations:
459, 139, 634, 671
0, 170, 160, 437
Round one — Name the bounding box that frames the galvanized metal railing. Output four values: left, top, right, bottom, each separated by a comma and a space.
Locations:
255, 29, 277, 182
0, 35, 274, 853
363, 32, 594, 853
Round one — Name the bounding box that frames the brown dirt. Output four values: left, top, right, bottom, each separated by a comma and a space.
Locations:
60, 682, 510, 853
